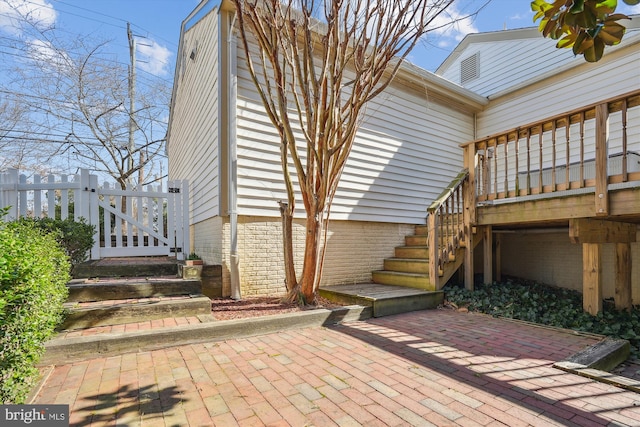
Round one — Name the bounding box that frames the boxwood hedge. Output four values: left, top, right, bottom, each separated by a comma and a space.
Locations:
0, 215, 70, 403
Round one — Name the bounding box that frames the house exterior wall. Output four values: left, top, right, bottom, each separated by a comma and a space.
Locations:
172, 4, 640, 302
476, 40, 640, 138
438, 29, 578, 98
438, 27, 639, 99
499, 231, 640, 304
234, 38, 476, 225
227, 36, 477, 294
234, 216, 414, 297
191, 216, 230, 295
167, 9, 221, 226
191, 214, 414, 298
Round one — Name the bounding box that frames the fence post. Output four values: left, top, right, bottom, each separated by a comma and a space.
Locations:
76, 169, 90, 221
15, 174, 28, 218
167, 181, 177, 258
0, 169, 19, 219
89, 173, 100, 260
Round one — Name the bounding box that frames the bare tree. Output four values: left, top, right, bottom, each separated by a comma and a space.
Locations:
232, 0, 468, 304
0, 98, 27, 169
1, 3, 169, 187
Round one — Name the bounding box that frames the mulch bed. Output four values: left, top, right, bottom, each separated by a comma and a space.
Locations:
210, 296, 343, 320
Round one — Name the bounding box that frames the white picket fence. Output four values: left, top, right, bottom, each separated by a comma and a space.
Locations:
0, 169, 189, 260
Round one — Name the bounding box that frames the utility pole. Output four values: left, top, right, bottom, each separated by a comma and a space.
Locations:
127, 22, 136, 184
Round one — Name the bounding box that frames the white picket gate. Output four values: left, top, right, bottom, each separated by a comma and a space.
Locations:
0, 168, 190, 260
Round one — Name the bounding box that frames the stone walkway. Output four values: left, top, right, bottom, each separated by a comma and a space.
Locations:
35, 310, 640, 426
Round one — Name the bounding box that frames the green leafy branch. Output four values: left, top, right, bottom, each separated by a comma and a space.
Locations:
531, 0, 637, 62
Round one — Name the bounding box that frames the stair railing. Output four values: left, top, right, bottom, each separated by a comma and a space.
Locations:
427, 169, 469, 289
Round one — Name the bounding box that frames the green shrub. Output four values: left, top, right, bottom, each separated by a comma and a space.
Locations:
22, 217, 95, 267
0, 217, 70, 403
444, 279, 640, 358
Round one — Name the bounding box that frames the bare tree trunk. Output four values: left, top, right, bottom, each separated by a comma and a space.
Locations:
279, 201, 297, 294
287, 205, 328, 305
299, 210, 321, 304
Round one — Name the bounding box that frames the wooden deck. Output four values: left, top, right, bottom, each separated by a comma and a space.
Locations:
424, 90, 640, 316
319, 283, 443, 317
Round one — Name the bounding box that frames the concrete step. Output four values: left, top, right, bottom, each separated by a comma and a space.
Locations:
319, 283, 443, 317
371, 270, 435, 290
72, 257, 178, 279
383, 258, 429, 274
61, 295, 212, 330
66, 277, 202, 302
394, 246, 429, 259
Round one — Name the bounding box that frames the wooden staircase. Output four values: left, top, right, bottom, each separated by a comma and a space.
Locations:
372, 170, 476, 291
372, 225, 432, 290
372, 221, 479, 291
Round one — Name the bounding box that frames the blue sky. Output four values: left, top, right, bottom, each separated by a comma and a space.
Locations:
2, 0, 639, 78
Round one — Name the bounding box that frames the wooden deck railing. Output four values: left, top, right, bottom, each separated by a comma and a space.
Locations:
463, 89, 640, 216
427, 169, 469, 289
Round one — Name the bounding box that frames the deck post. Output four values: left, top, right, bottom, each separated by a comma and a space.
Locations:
615, 243, 632, 311
570, 218, 636, 314
483, 226, 492, 284
594, 103, 609, 216
463, 145, 476, 290
495, 234, 501, 283
582, 243, 603, 315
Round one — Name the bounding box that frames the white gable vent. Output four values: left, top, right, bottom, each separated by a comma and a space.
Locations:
460, 52, 479, 84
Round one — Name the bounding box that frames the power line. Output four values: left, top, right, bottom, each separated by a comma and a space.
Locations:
0, 4, 175, 81
51, 0, 179, 48
0, 89, 170, 118
0, 134, 168, 158
0, 40, 173, 84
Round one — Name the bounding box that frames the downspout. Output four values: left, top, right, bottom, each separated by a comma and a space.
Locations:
473, 112, 477, 140
227, 10, 241, 300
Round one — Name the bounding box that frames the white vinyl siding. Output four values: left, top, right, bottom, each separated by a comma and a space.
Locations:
441, 35, 574, 97
168, 9, 220, 224
473, 41, 639, 196
234, 50, 474, 224
439, 28, 640, 99
477, 43, 640, 138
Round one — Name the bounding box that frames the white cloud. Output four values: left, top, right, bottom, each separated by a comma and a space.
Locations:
428, 4, 479, 42
0, 0, 57, 35
137, 39, 172, 77
27, 38, 71, 70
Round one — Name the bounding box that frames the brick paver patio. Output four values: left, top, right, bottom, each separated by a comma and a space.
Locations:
35, 310, 640, 426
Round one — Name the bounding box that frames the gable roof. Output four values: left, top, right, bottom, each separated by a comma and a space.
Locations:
436, 16, 640, 98
170, 0, 489, 119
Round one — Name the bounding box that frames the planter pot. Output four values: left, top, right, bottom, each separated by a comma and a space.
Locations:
179, 261, 203, 279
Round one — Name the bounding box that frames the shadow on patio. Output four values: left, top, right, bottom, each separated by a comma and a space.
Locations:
331, 309, 640, 426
